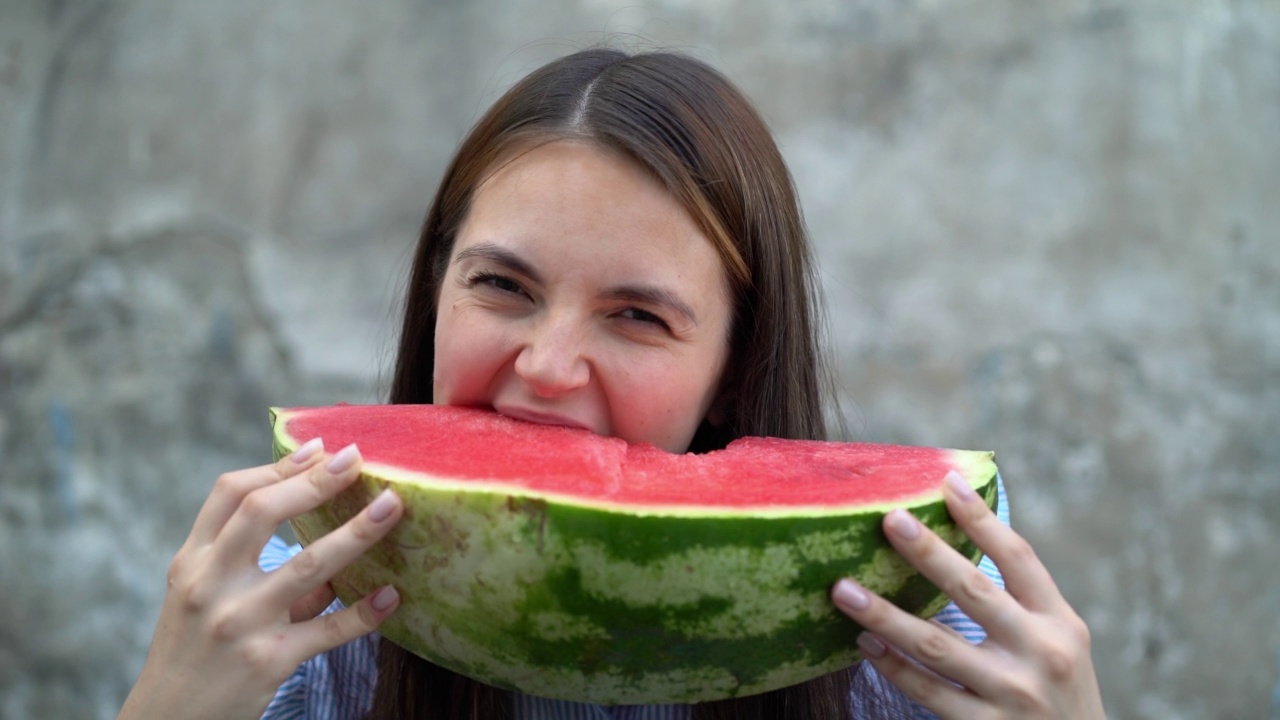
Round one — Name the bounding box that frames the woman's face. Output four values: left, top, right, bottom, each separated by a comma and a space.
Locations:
433, 140, 733, 453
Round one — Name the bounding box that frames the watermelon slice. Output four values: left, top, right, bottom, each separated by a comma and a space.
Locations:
270, 404, 998, 704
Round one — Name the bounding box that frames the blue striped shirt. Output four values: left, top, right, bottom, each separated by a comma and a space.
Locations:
261, 478, 1010, 719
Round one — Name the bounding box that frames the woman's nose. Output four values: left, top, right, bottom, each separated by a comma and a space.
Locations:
513, 315, 590, 397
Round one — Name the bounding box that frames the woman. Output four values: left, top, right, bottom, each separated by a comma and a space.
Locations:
120, 48, 1104, 719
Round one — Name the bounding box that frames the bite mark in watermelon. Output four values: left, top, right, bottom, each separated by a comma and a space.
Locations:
269, 404, 999, 704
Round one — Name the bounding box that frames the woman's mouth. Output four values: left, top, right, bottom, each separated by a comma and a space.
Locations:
493, 404, 592, 431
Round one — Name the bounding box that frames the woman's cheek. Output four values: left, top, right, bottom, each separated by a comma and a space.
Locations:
608, 356, 711, 452
435, 312, 509, 403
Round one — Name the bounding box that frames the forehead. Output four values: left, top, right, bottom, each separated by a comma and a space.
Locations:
472, 141, 676, 229
457, 141, 725, 283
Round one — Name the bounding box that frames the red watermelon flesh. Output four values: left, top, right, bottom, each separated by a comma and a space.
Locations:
270, 403, 999, 704
277, 403, 982, 513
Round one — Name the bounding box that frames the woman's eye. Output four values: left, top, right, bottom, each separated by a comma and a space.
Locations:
470, 272, 525, 295
618, 307, 670, 330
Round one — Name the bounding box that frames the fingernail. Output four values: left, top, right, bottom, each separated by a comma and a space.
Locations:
833, 579, 870, 611
291, 437, 323, 463
326, 444, 360, 473
857, 632, 888, 659
367, 489, 399, 522
371, 585, 399, 613
946, 470, 978, 502
886, 509, 920, 539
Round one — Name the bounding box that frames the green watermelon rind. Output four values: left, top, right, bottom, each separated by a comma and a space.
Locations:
270, 408, 999, 704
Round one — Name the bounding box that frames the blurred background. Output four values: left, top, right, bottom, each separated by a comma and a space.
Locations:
2, 0, 1278, 718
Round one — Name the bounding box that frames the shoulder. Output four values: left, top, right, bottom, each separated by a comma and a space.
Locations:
932, 472, 1011, 634
259, 535, 301, 572
258, 538, 380, 720
513, 694, 692, 719
993, 471, 1011, 529
851, 473, 1013, 718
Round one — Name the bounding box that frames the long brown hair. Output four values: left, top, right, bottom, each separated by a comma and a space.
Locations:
374, 47, 848, 720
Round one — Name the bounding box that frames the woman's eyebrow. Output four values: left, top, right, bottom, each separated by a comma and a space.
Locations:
453, 243, 542, 282
604, 286, 699, 325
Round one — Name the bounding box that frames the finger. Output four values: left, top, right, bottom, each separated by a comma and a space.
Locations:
833, 578, 1003, 697
881, 505, 1026, 643
943, 471, 1067, 613
857, 633, 988, 718
215, 444, 364, 564
188, 438, 326, 545
284, 584, 400, 664
289, 583, 338, 623
258, 488, 402, 612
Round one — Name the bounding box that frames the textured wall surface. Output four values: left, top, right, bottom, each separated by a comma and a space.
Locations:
2, 1, 1278, 718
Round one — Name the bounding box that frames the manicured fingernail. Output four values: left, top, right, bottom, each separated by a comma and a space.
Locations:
833, 579, 870, 611
371, 585, 399, 612
291, 437, 323, 463
886, 509, 920, 539
857, 632, 888, 659
367, 489, 399, 522
946, 470, 978, 501
326, 444, 360, 473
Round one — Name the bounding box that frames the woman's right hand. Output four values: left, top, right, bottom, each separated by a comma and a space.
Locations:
119, 439, 404, 720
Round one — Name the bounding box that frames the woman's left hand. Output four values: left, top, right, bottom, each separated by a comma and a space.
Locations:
830, 471, 1106, 719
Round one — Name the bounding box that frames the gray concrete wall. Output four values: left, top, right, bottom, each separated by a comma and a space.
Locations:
2, 1, 1277, 718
